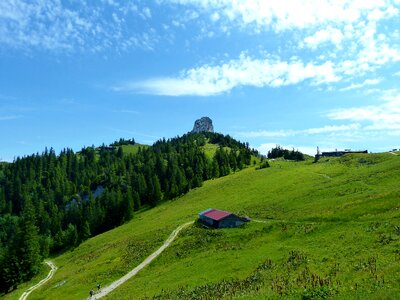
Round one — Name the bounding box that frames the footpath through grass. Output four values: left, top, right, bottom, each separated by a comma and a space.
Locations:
8, 153, 400, 299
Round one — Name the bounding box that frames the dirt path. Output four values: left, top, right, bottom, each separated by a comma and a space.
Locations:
19, 260, 57, 300
253, 218, 318, 225
313, 172, 331, 179
91, 221, 194, 299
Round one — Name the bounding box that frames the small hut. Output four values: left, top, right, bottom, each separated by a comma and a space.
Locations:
198, 208, 249, 229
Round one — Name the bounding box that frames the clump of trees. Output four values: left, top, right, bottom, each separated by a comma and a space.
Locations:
256, 157, 270, 170
267, 146, 304, 161
0, 132, 258, 293
110, 138, 135, 147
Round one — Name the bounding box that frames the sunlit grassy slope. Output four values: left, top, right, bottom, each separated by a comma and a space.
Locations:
9, 153, 400, 299
120, 144, 149, 155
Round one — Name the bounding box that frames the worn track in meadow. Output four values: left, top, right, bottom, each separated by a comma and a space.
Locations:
91, 221, 194, 299
19, 260, 57, 300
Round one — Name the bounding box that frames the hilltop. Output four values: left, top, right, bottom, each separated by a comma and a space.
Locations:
3, 151, 399, 299
0, 131, 259, 294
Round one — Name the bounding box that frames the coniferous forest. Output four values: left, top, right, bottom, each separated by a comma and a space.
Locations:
0, 132, 258, 293
267, 145, 305, 161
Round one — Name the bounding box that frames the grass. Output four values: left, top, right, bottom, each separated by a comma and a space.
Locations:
6, 153, 400, 299
201, 142, 229, 159
120, 144, 149, 155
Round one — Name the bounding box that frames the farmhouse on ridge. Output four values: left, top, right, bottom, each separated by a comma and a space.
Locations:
198, 208, 250, 228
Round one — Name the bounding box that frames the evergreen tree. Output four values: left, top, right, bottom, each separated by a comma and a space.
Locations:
123, 187, 134, 222
132, 190, 140, 211
81, 221, 91, 241
148, 175, 162, 207
212, 158, 220, 178
64, 223, 78, 247
18, 197, 41, 281
0, 251, 21, 293
229, 150, 238, 172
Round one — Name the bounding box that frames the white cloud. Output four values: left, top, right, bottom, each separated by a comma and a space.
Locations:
340, 78, 382, 91
242, 130, 292, 138
239, 124, 360, 138
328, 89, 400, 133
0, 1, 159, 52
211, 12, 220, 22
303, 26, 344, 49
170, 0, 396, 32
142, 7, 152, 19
109, 0, 399, 96
112, 109, 139, 114
304, 124, 361, 134
115, 53, 340, 96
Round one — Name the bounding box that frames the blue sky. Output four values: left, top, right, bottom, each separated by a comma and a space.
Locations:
1, 0, 400, 161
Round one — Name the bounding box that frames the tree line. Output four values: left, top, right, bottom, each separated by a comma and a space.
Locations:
267, 145, 304, 161
0, 132, 258, 293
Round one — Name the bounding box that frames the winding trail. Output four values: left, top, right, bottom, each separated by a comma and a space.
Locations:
19, 260, 57, 300
92, 221, 194, 299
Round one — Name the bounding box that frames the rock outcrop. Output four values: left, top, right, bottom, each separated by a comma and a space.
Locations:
192, 117, 214, 133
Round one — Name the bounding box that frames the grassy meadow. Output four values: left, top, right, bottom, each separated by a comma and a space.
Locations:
6, 153, 400, 299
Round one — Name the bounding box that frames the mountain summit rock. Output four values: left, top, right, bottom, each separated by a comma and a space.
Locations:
192, 117, 214, 133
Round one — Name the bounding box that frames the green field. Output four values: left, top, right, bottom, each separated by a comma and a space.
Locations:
202, 143, 227, 158
120, 144, 149, 155
6, 153, 400, 299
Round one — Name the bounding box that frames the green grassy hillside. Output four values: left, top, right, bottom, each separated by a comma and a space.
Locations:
7, 153, 400, 299
119, 143, 149, 155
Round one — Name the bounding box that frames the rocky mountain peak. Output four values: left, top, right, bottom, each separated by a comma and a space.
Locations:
192, 117, 214, 133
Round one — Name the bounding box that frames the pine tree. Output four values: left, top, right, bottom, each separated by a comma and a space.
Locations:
0, 251, 21, 292
65, 223, 78, 247
229, 150, 238, 172
0, 187, 6, 214
132, 190, 140, 211
117, 146, 124, 159
81, 221, 91, 241
124, 187, 134, 222
148, 175, 162, 207
212, 158, 220, 178
18, 197, 41, 281
136, 174, 147, 204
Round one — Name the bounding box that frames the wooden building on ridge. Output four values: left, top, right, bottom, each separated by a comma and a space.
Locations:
198, 208, 249, 229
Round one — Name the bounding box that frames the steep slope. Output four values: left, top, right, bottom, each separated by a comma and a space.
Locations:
6, 153, 400, 299
0, 132, 259, 295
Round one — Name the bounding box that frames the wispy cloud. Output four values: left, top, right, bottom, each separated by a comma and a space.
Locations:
239, 124, 360, 138
328, 89, 400, 133
112, 109, 139, 114
170, 0, 398, 32
0, 1, 159, 52
114, 0, 400, 96
340, 78, 382, 91
114, 53, 340, 96
247, 89, 400, 151
0, 115, 22, 121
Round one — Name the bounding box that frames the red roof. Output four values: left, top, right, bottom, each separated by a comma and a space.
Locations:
202, 209, 232, 221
